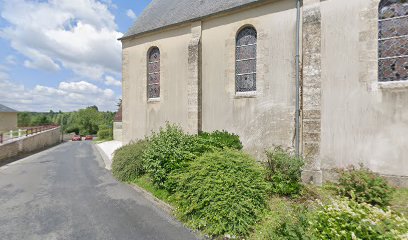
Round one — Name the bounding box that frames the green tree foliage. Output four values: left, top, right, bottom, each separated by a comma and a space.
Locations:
77, 107, 102, 135
17, 112, 31, 127
16, 106, 115, 136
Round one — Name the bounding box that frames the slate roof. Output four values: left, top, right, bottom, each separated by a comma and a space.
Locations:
0, 104, 17, 113
122, 0, 267, 39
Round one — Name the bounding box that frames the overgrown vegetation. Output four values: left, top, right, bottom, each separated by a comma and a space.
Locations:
170, 149, 269, 236
112, 140, 148, 182
142, 124, 197, 190
197, 130, 243, 150
336, 165, 395, 207
17, 105, 116, 136
311, 198, 408, 240
265, 147, 304, 196
110, 123, 408, 239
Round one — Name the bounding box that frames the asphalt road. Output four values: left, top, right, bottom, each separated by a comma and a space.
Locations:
0, 141, 198, 240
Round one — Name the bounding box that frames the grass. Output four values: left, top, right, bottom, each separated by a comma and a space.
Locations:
123, 174, 408, 239
131, 175, 173, 204
390, 188, 408, 216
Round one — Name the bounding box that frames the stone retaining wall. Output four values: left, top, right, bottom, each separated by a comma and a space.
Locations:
0, 127, 61, 164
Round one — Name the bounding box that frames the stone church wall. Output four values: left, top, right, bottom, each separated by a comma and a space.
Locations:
200, 0, 298, 160
317, 0, 408, 186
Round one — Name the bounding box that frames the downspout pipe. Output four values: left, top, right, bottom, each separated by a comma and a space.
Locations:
295, 0, 301, 156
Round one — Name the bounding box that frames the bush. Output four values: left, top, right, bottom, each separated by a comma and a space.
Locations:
112, 140, 149, 182
170, 149, 269, 237
197, 130, 243, 150
97, 125, 112, 140
142, 124, 197, 189
311, 198, 408, 240
265, 147, 304, 196
337, 165, 394, 207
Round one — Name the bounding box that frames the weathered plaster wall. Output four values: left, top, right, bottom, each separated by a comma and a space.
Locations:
201, 0, 297, 159
0, 127, 61, 164
113, 122, 122, 142
319, 0, 408, 185
122, 25, 192, 143
0, 112, 17, 132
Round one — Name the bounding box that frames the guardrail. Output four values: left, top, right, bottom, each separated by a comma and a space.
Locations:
0, 125, 59, 144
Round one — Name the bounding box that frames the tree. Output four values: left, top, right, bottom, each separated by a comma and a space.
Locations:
77, 107, 102, 135
18, 112, 31, 127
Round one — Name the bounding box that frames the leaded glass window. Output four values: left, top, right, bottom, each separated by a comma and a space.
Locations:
379, 0, 408, 82
236, 27, 257, 92
147, 47, 160, 99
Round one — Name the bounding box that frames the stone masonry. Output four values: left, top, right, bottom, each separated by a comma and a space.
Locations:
301, 0, 323, 185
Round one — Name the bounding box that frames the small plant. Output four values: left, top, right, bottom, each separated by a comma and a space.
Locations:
170, 149, 269, 237
112, 140, 149, 182
265, 147, 304, 196
311, 197, 408, 240
337, 165, 395, 207
142, 124, 197, 189
198, 130, 243, 150
250, 197, 314, 240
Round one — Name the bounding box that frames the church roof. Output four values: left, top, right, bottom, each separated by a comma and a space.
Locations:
122, 0, 267, 39
0, 104, 17, 113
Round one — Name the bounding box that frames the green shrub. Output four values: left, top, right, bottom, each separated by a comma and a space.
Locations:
265, 147, 304, 196
97, 125, 112, 140
337, 165, 394, 207
142, 124, 197, 189
170, 149, 269, 237
311, 198, 408, 240
198, 130, 243, 150
97, 129, 112, 140
112, 140, 149, 182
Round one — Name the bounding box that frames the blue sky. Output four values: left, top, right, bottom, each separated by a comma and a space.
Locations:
0, 0, 151, 112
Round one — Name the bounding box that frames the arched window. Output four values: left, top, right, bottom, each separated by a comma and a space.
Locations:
236, 26, 257, 92
147, 47, 160, 99
378, 0, 408, 82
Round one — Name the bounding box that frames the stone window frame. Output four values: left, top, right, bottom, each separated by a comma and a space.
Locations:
361, 0, 408, 91
378, 0, 408, 83
235, 25, 258, 98
147, 46, 161, 102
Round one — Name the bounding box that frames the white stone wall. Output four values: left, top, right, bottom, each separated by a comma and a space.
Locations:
0, 127, 61, 164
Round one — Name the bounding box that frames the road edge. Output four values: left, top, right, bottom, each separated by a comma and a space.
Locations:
93, 144, 112, 170
92, 144, 175, 215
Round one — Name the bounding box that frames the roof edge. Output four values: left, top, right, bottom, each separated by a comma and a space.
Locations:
119, 0, 272, 41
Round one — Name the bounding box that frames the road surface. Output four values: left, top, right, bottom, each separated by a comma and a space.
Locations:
0, 141, 197, 240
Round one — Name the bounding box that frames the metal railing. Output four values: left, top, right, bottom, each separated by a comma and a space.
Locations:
0, 125, 59, 144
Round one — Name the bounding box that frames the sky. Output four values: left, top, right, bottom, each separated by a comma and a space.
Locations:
0, 0, 151, 112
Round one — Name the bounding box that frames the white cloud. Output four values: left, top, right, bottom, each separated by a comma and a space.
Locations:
126, 9, 137, 20
0, 0, 123, 79
0, 72, 117, 112
5, 55, 17, 65
104, 75, 121, 86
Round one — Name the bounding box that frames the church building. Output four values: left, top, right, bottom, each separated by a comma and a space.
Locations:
120, 0, 408, 186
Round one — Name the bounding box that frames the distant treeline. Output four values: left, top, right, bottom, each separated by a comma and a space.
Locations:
17, 105, 116, 136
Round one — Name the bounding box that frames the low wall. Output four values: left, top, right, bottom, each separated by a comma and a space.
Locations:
0, 127, 61, 164
113, 122, 122, 142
